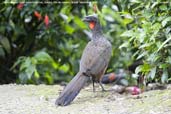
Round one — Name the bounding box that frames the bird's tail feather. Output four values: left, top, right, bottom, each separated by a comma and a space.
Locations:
55, 72, 89, 106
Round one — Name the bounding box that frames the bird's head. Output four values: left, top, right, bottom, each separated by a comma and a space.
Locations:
83, 14, 99, 30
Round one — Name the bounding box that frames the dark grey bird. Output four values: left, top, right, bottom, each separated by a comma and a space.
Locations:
55, 15, 112, 106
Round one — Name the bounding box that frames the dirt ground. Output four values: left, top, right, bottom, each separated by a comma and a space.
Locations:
0, 84, 171, 114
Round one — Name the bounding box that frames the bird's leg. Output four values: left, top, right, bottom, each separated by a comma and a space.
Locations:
90, 76, 96, 92
92, 79, 95, 92
83, 72, 96, 92
99, 82, 106, 91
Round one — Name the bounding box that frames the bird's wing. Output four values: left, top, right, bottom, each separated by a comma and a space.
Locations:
80, 40, 111, 76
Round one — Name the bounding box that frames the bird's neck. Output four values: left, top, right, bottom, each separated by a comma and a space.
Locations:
91, 24, 103, 41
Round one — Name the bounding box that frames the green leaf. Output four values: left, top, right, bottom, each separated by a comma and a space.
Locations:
137, 51, 147, 60
159, 63, 169, 69
74, 16, 87, 29
166, 57, 171, 64
129, 0, 141, 3
34, 51, 53, 63
64, 25, 75, 34
20, 57, 32, 71
123, 18, 133, 25
0, 36, 11, 54
139, 43, 151, 49
60, 5, 72, 15
143, 10, 153, 19
135, 63, 151, 74
52, 62, 59, 69
161, 69, 168, 83
0, 46, 5, 58
141, 63, 151, 72
135, 65, 142, 74
59, 64, 69, 73
148, 67, 156, 79
25, 64, 35, 79
34, 69, 40, 79
121, 30, 134, 37
119, 42, 129, 49
19, 72, 28, 84
104, 15, 114, 22
16, 57, 35, 80
159, 5, 167, 11
132, 73, 139, 79
9, 20, 15, 29
157, 35, 171, 52
59, 13, 72, 23
45, 72, 53, 84
151, 2, 159, 9
147, 53, 160, 63
142, 22, 152, 33
10, 57, 25, 70
162, 17, 171, 27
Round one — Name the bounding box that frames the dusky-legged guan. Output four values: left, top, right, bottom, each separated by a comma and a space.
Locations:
55, 15, 112, 106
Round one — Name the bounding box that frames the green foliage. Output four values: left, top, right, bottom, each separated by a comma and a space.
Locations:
11, 51, 57, 84
0, 2, 133, 84
121, 1, 171, 83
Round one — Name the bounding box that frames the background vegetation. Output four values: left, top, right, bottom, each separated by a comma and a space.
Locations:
0, 0, 171, 85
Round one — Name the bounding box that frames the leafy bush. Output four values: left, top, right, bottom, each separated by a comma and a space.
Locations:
11, 51, 58, 84
121, 1, 171, 83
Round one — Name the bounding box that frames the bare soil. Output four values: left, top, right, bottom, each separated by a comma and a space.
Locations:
0, 84, 171, 114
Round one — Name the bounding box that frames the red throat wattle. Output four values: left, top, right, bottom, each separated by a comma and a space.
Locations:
89, 21, 95, 30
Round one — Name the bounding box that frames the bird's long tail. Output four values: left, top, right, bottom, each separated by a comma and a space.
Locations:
55, 72, 89, 106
